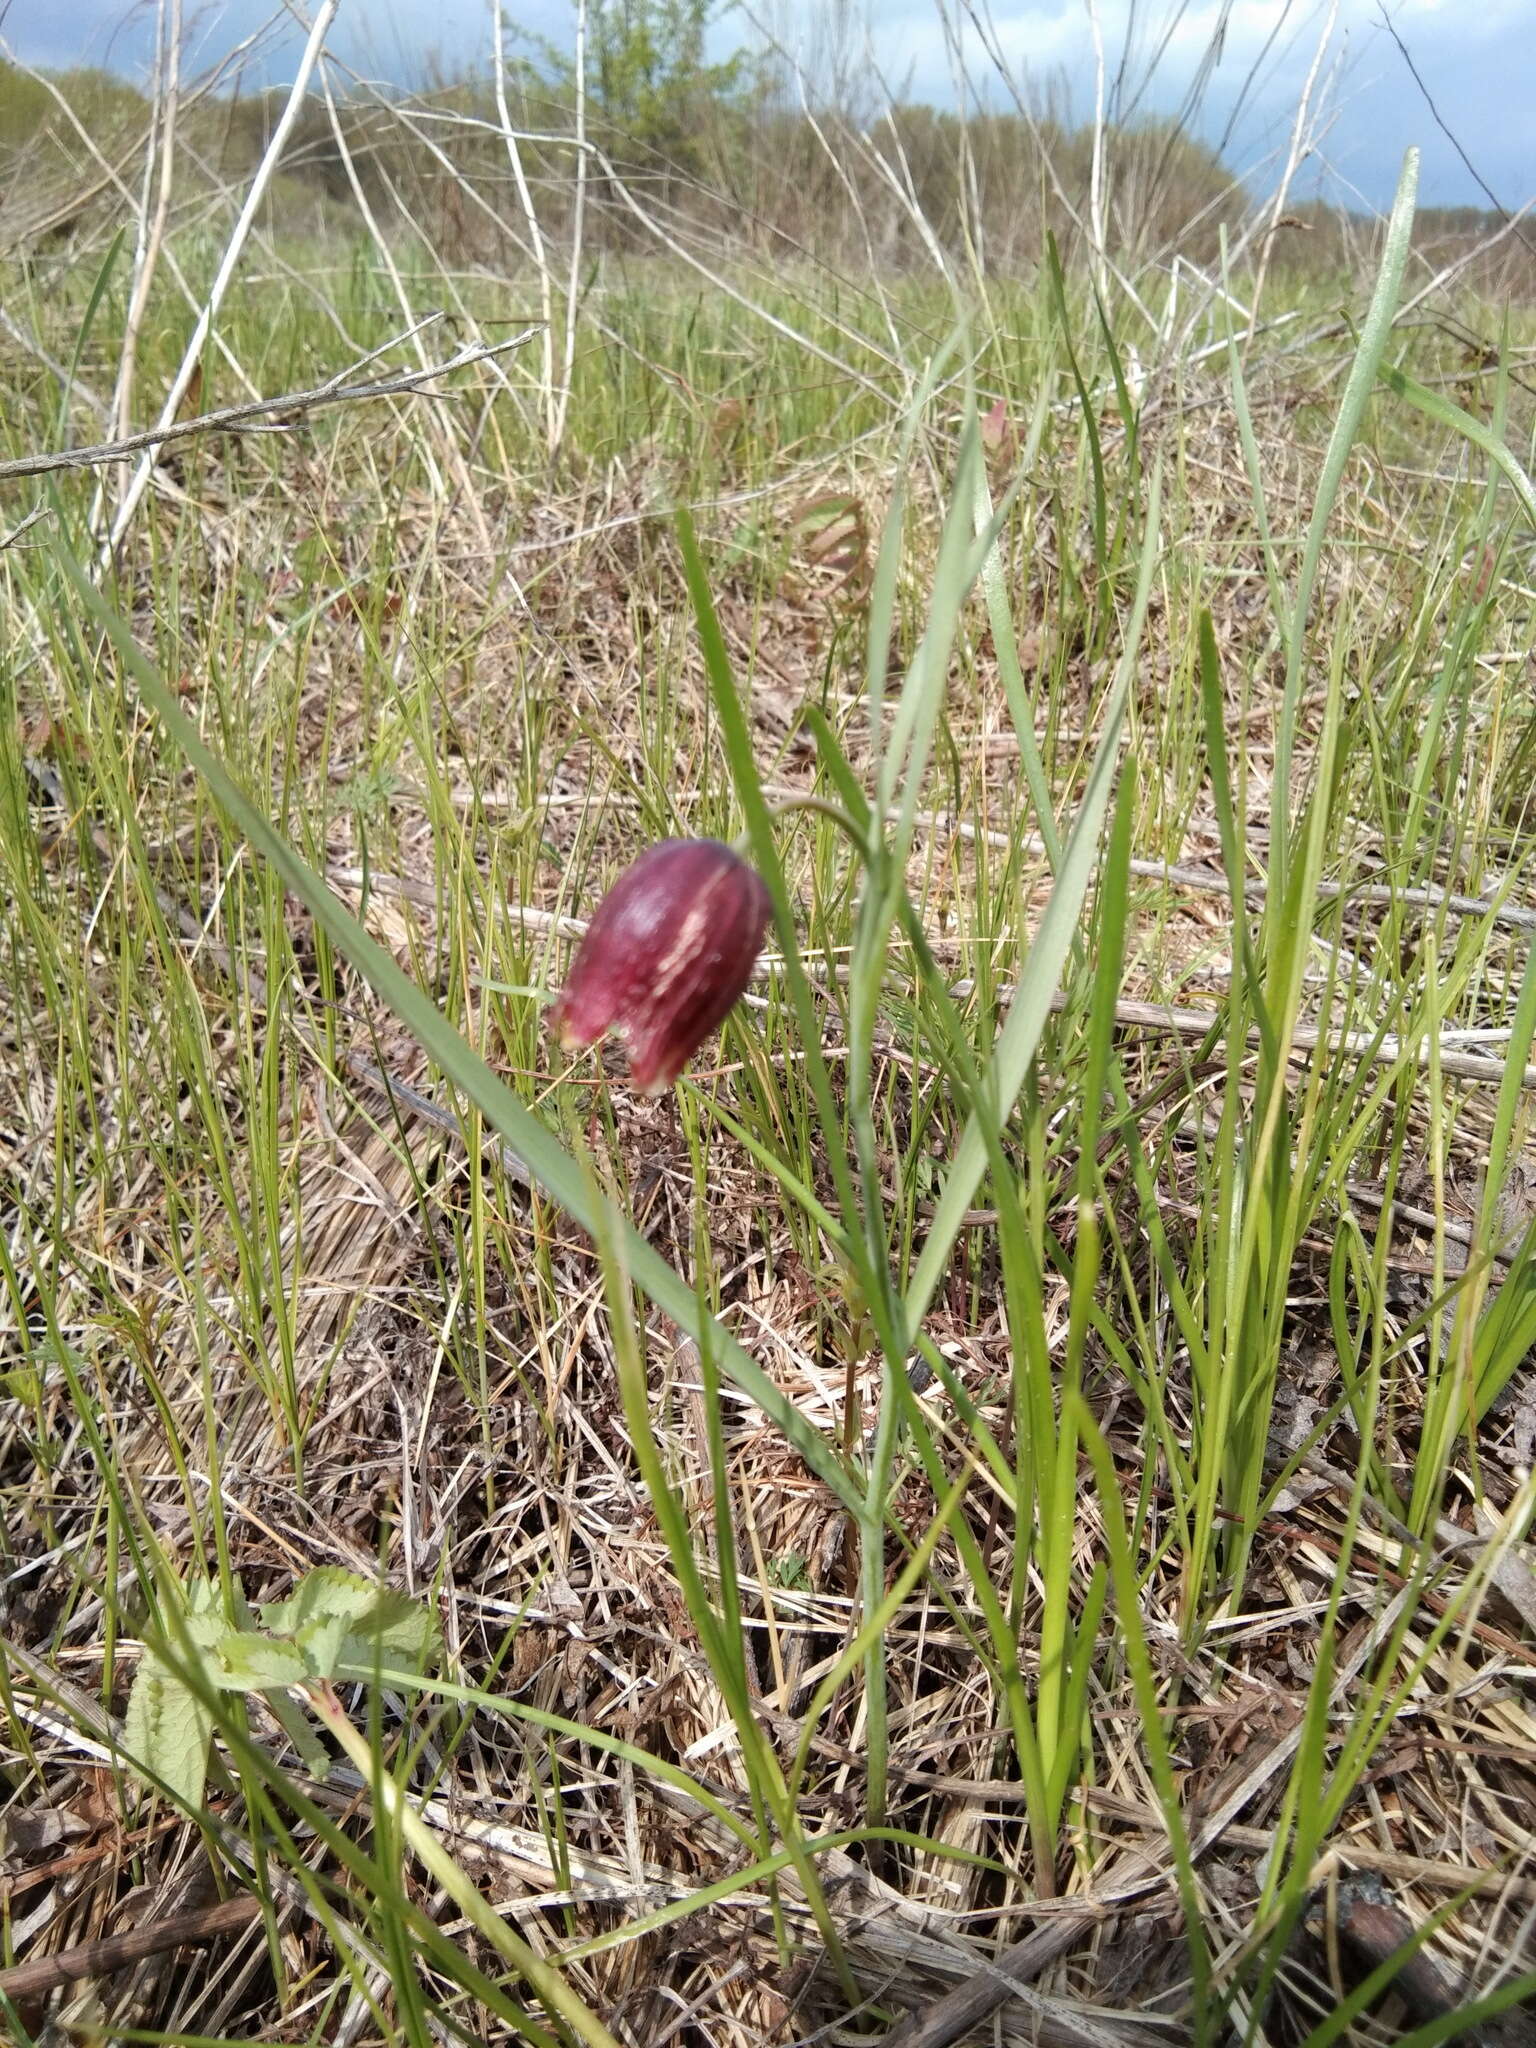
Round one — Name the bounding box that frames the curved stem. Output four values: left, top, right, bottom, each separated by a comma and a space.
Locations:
732, 794, 868, 859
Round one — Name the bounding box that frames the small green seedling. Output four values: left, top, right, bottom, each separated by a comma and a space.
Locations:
123, 1566, 439, 1807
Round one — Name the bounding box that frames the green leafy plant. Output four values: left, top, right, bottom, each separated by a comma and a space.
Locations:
124, 1566, 440, 1807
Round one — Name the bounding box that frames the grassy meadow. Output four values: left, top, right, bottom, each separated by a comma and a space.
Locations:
2, 45, 1536, 2048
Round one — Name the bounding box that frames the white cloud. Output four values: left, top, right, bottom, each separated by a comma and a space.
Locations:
829, 1, 1534, 206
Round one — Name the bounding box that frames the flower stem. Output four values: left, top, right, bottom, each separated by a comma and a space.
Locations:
733, 794, 867, 859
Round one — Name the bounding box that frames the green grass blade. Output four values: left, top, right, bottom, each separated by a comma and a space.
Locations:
1272, 148, 1419, 879
1380, 364, 1536, 529
905, 457, 1163, 1330
55, 540, 867, 1517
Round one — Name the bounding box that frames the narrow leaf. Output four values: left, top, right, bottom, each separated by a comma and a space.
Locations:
53, 546, 867, 1517
905, 459, 1163, 1329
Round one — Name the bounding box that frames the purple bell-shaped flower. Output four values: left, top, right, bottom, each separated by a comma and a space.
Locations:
548, 839, 772, 1093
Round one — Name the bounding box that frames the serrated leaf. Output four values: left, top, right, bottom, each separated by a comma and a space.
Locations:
122, 1655, 213, 1807
293, 1611, 352, 1678
261, 1568, 439, 1680
183, 1573, 242, 1645
119, 1575, 257, 1803
335, 1589, 441, 1681
213, 1632, 310, 1691
260, 1566, 377, 1643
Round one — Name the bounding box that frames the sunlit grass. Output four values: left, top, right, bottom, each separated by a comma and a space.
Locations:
2, 143, 1536, 2046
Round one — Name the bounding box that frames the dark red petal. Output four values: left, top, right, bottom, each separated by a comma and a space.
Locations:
546, 840, 771, 1091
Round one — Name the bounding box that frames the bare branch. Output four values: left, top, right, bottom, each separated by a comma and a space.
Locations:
0, 1896, 262, 2003
0, 506, 51, 551
0, 329, 541, 483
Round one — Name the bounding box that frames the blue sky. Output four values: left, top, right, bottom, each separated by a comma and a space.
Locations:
1, 1, 1531, 213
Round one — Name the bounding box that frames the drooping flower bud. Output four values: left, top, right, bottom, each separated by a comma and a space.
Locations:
547, 839, 772, 1094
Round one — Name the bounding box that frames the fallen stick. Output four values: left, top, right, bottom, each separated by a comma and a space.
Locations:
0, 1894, 261, 2002
892, 797, 1536, 934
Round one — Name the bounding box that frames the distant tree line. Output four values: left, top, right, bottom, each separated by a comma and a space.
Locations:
1, 3, 1530, 298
